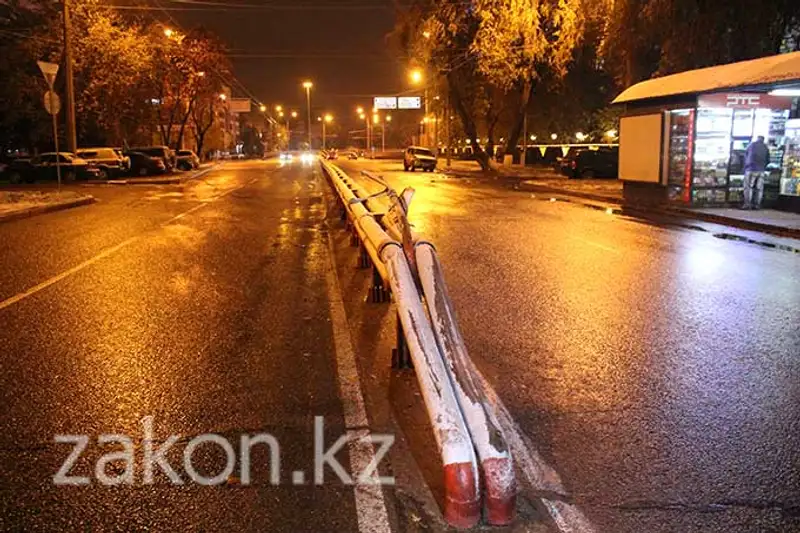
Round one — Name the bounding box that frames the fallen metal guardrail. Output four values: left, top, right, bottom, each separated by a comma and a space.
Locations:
320, 161, 516, 527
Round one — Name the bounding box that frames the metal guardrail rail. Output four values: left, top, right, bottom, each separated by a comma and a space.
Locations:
319, 160, 516, 528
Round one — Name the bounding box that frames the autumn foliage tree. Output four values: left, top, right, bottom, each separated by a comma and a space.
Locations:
0, 0, 232, 152
395, 0, 583, 170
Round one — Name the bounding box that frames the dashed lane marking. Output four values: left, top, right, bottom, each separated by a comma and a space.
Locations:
0, 179, 249, 312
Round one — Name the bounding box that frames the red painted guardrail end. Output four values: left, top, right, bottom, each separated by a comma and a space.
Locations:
483, 456, 516, 525
444, 462, 481, 529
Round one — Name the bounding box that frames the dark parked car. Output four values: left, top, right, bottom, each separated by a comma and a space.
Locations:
403, 146, 437, 172
560, 147, 619, 179
129, 146, 175, 171
76, 147, 128, 179
175, 149, 200, 171
4, 152, 99, 183
125, 151, 167, 176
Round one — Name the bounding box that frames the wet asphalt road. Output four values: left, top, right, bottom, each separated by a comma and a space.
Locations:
0, 161, 360, 531
338, 158, 800, 533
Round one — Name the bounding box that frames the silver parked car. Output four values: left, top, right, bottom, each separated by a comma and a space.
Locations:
175, 149, 200, 171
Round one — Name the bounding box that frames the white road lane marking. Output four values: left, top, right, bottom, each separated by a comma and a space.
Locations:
0, 236, 140, 312
581, 240, 620, 254
469, 362, 596, 533
322, 225, 393, 533
0, 180, 246, 312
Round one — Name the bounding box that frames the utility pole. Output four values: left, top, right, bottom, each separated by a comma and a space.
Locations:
522, 113, 528, 167
63, 0, 77, 153
446, 93, 451, 168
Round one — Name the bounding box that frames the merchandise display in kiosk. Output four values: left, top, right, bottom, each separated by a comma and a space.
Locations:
782, 119, 800, 198
665, 93, 794, 207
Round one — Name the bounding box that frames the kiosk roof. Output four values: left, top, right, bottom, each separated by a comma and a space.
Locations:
613, 52, 800, 105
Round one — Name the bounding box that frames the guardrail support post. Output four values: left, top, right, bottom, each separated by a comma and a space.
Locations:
357, 243, 370, 269
368, 264, 390, 303
391, 312, 412, 369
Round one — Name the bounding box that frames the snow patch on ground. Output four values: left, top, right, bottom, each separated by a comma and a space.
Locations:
0, 190, 89, 215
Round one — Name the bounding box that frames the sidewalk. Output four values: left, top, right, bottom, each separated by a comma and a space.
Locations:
90, 162, 218, 185
441, 163, 800, 239
441, 160, 563, 180
0, 190, 95, 223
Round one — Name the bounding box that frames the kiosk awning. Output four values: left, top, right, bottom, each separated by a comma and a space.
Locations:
613, 52, 800, 105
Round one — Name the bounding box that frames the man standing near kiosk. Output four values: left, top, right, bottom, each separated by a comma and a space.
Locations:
743, 135, 770, 209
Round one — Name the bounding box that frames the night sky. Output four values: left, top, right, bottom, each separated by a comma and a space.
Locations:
147, 0, 404, 126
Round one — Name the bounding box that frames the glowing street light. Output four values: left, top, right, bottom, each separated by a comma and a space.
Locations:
409, 69, 423, 85
302, 81, 313, 147
291, 111, 298, 119
550, 133, 557, 140
530, 134, 537, 141
275, 105, 283, 113
321, 113, 333, 150
278, 111, 284, 118
422, 31, 431, 39
164, 28, 174, 38
219, 93, 227, 101
575, 131, 586, 141
259, 104, 266, 112
605, 129, 618, 139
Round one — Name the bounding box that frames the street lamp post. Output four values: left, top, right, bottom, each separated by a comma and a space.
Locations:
410, 68, 429, 147
320, 114, 333, 150
383, 115, 391, 152
302, 81, 313, 148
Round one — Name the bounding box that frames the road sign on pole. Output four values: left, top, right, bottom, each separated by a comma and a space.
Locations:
37, 61, 59, 88
43, 91, 61, 115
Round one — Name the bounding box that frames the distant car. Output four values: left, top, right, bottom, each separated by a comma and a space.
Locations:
300, 152, 314, 164
4, 152, 100, 183
125, 151, 167, 176
560, 147, 619, 179
403, 146, 437, 172
326, 149, 338, 160
348, 152, 358, 160
76, 147, 128, 179
279, 152, 293, 162
175, 149, 200, 171
129, 146, 175, 171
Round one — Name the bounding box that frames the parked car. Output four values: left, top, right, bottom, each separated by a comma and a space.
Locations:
403, 146, 437, 172
175, 149, 200, 171
128, 146, 175, 171
348, 151, 359, 160
560, 147, 619, 179
125, 151, 167, 176
326, 149, 338, 160
0, 153, 31, 178
4, 152, 100, 183
76, 147, 128, 179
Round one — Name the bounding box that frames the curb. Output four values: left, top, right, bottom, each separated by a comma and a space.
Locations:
0, 195, 96, 224
517, 181, 800, 240
86, 164, 219, 186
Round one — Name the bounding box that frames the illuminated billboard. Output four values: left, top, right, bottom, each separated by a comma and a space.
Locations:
398, 96, 421, 109
373, 96, 398, 110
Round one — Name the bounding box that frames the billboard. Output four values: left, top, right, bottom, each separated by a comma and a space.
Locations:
398, 96, 421, 110
373, 96, 398, 110
229, 98, 251, 113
